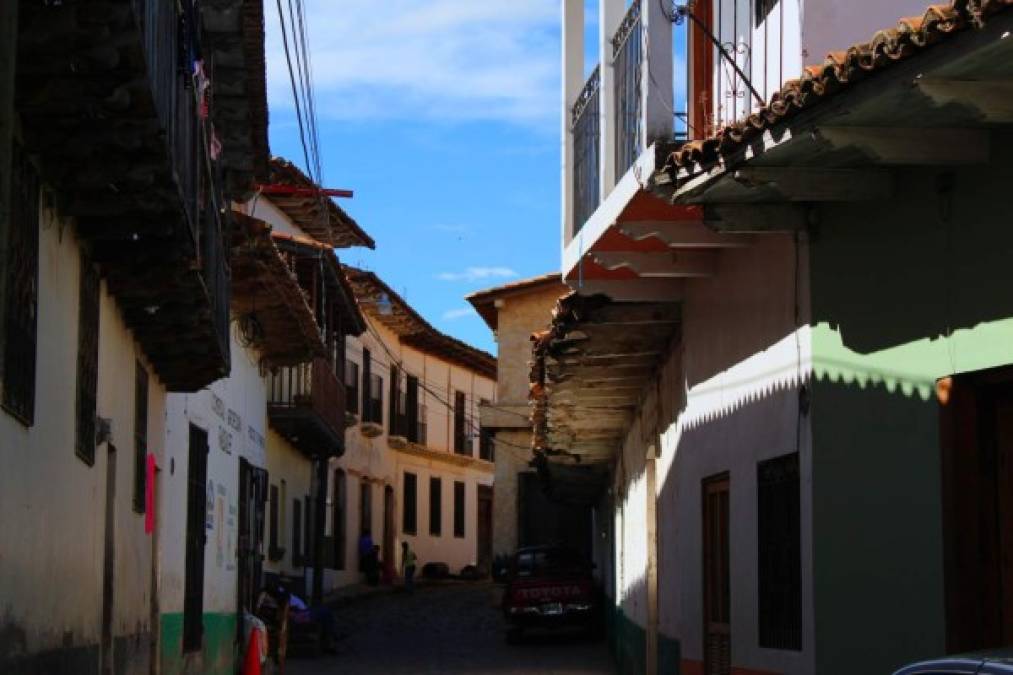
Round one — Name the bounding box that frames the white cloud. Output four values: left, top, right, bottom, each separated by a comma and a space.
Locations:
442, 307, 477, 320
266, 0, 561, 126
436, 266, 517, 283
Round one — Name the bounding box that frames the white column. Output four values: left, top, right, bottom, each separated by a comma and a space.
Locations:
561, 0, 584, 250
599, 0, 624, 199
641, 0, 674, 148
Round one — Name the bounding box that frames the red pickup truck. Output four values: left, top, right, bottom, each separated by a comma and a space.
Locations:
501, 545, 601, 643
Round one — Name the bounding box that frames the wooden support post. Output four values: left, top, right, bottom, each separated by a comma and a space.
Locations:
646, 441, 659, 675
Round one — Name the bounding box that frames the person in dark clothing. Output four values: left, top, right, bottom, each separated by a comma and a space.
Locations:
401, 541, 417, 594
364, 544, 381, 586
358, 530, 374, 576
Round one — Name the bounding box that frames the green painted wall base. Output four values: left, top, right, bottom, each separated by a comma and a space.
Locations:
605, 604, 681, 675
159, 612, 237, 675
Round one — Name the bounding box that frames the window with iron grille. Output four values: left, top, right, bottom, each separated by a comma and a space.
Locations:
2, 142, 39, 426
453, 391, 467, 455
75, 253, 100, 465
268, 484, 285, 561
303, 495, 312, 562
758, 452, 802, 650
429, 477, 442, 536
292, 497, 303, 566
361, 348, 371, 415
333, 470, 346, 570
406, 375, 419, 443
402, 472, 417, 535
364, 373, 383, 424
389, 365, 402, 435
417, 404, 428, 446
478, 398, 493, 461
133, 362, 149, 513
183, 425, 209, 652
453, 481, 465, 538
345, 360, 359, 414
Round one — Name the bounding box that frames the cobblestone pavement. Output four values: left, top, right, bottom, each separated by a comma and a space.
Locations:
283, 581, 615, 675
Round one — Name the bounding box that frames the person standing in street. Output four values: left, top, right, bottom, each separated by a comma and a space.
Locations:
400, 541, 417, 594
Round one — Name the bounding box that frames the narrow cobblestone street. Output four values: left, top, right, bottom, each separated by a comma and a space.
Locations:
286, 582, 615, 675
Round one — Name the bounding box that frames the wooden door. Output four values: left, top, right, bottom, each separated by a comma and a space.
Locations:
477, 485, 493, 572
941, 373, 1013, 652
703, 474, 730, 675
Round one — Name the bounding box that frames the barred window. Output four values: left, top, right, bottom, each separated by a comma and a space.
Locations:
453, 391, 467, 455
453, 481, 465, 538
345, 360, 359, 414
402, 472, 417, 535
758, 452, 802, 650
755, 0, 779, 25
75, 254, 100, 465
133, 362, 149, 513
429, 477, 442, 536
1, 142, 39, 425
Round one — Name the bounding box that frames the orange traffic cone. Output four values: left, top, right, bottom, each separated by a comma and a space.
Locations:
242, 627, 261, 675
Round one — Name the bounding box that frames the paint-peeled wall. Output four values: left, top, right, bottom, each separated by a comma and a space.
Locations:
0, 210, 162, 674
159, 326, 269, 675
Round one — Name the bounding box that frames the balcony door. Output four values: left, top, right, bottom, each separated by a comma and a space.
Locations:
703, 474, 730, 675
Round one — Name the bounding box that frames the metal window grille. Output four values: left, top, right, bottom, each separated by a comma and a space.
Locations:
613, 0, 643, 177
133, 362, 149, 513
75, 254, 100, 465
389, 365, 402, 435
292, 498, 303, 566
182, 425, 209, 652
417, 405, 428, 446
333, 470, 346, 570
361, 348, 371, 415
453, 391, 467, 455
758, 452, 802, 650
365, 373, 383, 424
303, 495, 312, 561
429, 477, 442, 536
406, 375, 419, 443
402, 472, 417, 535
453, 481, 465, 538
345, 360, 360, 414
571, 66, 601, 233
2, 143, 39, 425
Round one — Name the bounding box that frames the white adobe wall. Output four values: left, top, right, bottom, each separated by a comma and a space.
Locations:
160, 325, 269, 619
0, 205, 163, 668
608, 234, 815, 674
330, 318, 496, 585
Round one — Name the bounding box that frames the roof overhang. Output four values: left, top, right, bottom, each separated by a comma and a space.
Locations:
231, 213, 326, 367
531, 293, 680, 464
344, 266, 497, 379
652, 2, 1013, 211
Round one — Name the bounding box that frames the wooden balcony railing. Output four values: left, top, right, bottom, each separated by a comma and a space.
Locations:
268, 357, 345, 441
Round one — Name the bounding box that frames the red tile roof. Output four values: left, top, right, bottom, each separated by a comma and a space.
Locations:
663, 0, 1013, 174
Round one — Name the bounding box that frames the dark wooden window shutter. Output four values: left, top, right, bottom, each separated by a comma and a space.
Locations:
453, 481, 465, 538
75, 253, 100, 465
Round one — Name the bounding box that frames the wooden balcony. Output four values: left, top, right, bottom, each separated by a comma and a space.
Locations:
268, 357, 346, 458
14, 0, 265, 390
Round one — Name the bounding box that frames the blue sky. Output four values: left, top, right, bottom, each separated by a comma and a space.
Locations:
263, 1, 684, 355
